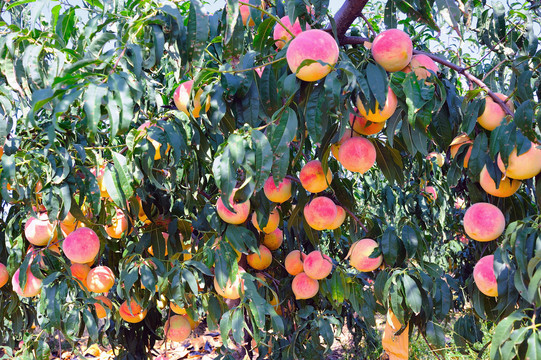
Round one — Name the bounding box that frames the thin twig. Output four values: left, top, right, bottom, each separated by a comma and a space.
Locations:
421, 330, 444, 360
335, 200, 368, 233
360, 13, 376, 37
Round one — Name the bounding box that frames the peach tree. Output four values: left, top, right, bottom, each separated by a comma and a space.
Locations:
0, 0, 540, 359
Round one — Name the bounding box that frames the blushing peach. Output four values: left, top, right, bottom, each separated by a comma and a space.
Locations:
273, 16, 309, 49
349, 113, 385, 135
285, 250, 306, 276
424, 186, 437, 201
247, 245, 272, 270
327, 206, 346, 230
449, 134, 473, 168
137, 121, 171, 160
409, 54, 439, 80
239, 2, 264, 26
463, 203, 505, 242
348, 238, 383, 272
164, 315, 191, 342
286, 29, 339, 82
70, 263, 91, 289
216, 188, 251, 225
90, 166, 109, 199
338, 137, 377, 174
173, 80, 210, 118
356, 87, 397, 123
477, 93, 514, 131
303, 251, 332, 280
148, 232, 169, 257
93, 296, 113, 319
303, 196, 337, 231
497, 143, 541, 180
455, 197, 466, 210
299, 160, 332, 193
182, 313, 199, 330
262, 228, 283, 250
12, 267, 42, 297
473, 255, 498, 297
86, 266, 115, 293
0, 263, 8, 288
269, 294, 282, 315
479, 166, 521, 198
263, 176, 292, 203
291, 272, 319, 299
251, 209, 280, 234
427, 152, 444, 167
331, 130, 360, 159
62, 227, 100, 264
105, 208, 129, 239
119, 299, 148, 323
25, 214, 57, 246
371, 29, 413, 72
213, 267, 245, 300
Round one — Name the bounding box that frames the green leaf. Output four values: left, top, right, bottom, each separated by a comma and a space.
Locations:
401, 225, 418, 258
402, 274, 422, 315
187, 1, 210, 63
83, 83, 108, 135
381, 227, 399, 266
251, 129, 273, 191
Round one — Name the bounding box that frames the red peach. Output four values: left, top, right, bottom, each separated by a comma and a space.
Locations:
449, 134, 473, 168
371, 29, 413, 72
70, 263, 91, 289
0, 263, 8, 288
246, 245, 272, 270
473, 255, 498, 297
25, 213, 57, 246
349, 113, 385, 135
299, 160, 332, 193
62, 227, 100, 264
12, 267, 42, 297
291, 272, 319, 299
303, 251, 332, 280
409, 54, 439, 80
303, 196, 337, 231
463, 203, 505, 242
285, 250, 306, 276
93, 296, 113, 319
263, 176, 292, 203
330, 130, 360, 159
327, 206, 346, 230
251, 209, 280, 234
273, 16, 309, 49
216, 188, 251, 225
119, 299, 148, 323
338, 137, 377, 174
86, 266, 115, 293
262, 228, 283, 250
497, 143, 541, 180
173, 80, 210, 118
477, 93, 514, 131
214, 267, 245, 300
356, 87, 398, 123
348, 238, 383, 272
479, 166, 521, 198
164, 315, 191, 342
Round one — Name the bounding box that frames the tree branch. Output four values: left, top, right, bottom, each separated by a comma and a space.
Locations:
327, 0, 370, 41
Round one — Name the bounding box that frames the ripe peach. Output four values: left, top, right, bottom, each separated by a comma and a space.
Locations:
25, 214, 57, 246
87, 266, 115, 293
304, 196, 337, 231
327, 206, 346, 230
119, 299, 148, 323
213, 267, 245, 300
356, 87, 397, 123
263, 176, 292, 203
477, 93, 513, 131
148, 232, 170, 257
60, 212, 81, 237
291, 272, 319, 299
497, 143, 541, 180
164, 315, 191, 342
12, 267, 42, 297
137, 121, 171, 161
263, 228, 283, 250
239, 2, 264, 26
348, 238, 383, 272
269, 294, 282, 315
62, 227, 100, 264
409, 54, 438, 80
303, 251, 332, 280
105, 208, 129, 239
285, 250, 306, 276
252, 209, 280, 234
173, 80, 210, 118
0, 263, 8, 288
349, 113, 385, 136
299, 160, 332, 193
216, 188, 251, 225
286, 29, 339, 82
473, 255, 498, 297
449, 134, 473, 168
427, 152, 444, 167
338, 137, 377, 174
247, 245, 272, 270
455, 197, 466, 210
479, 166, 521, 197
330, 130, 359, 159
71, 263, 90, 289
90, 166, 109, 199
424, 186, 437, 201
463, 203, 505, 242
93, 296, 113, 319
273, 16, 309, 49
371, 29, 413, 72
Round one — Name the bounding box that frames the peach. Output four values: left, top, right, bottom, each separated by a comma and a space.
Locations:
119, 299, 148, 323
338, 137, 377, 174
303, 251, 332, 280
497, 143, 541, 180
273, 16, 309, 49
348, 238, 383, 272
173, 80, 210, 118
263, 176, 292, 203
424, 186, 437, 201
409, 54, 438, 80
479, 166, 521, 197
164, 315, 191, 342
449, 134, 473, 168
105, 208, 129, 239
349, 113, 385, 135
213, 267, 245, 300
286, 29, 339, 82
463, 203, 505, 242
473, 255, 498, 297
62, 227, 100, 264
269, 294, 282, 316
455, 197, 466, 210
356, 87, 397, 123
427, 152, 444, 167
285, 250, 306, 276
327, 206, 346, 230
0, 263, 8, 288
216, 188, 251, 225
303, 196, 337, 231
93, 296, 113, 318
86, 266, 115, 293
25, 214, 57, 246
90, 166, 109, 199
12, 267, 42, 297
71, 263, 90, 289
251, 209, 280, 234
137, 121, 171, 160
291, 272, 319, 299
299, 160, 332, 193
371, 29, 413, 72
148, 232, 170, 257
263, 228, 283, 250
247, 245, 272, 270
60, 212, 80, 237
239, 2, 264, 26
331, 130, 360, 159
477, 93, 513, 131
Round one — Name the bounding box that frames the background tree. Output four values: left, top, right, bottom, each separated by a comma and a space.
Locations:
0, 0, 540, 359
